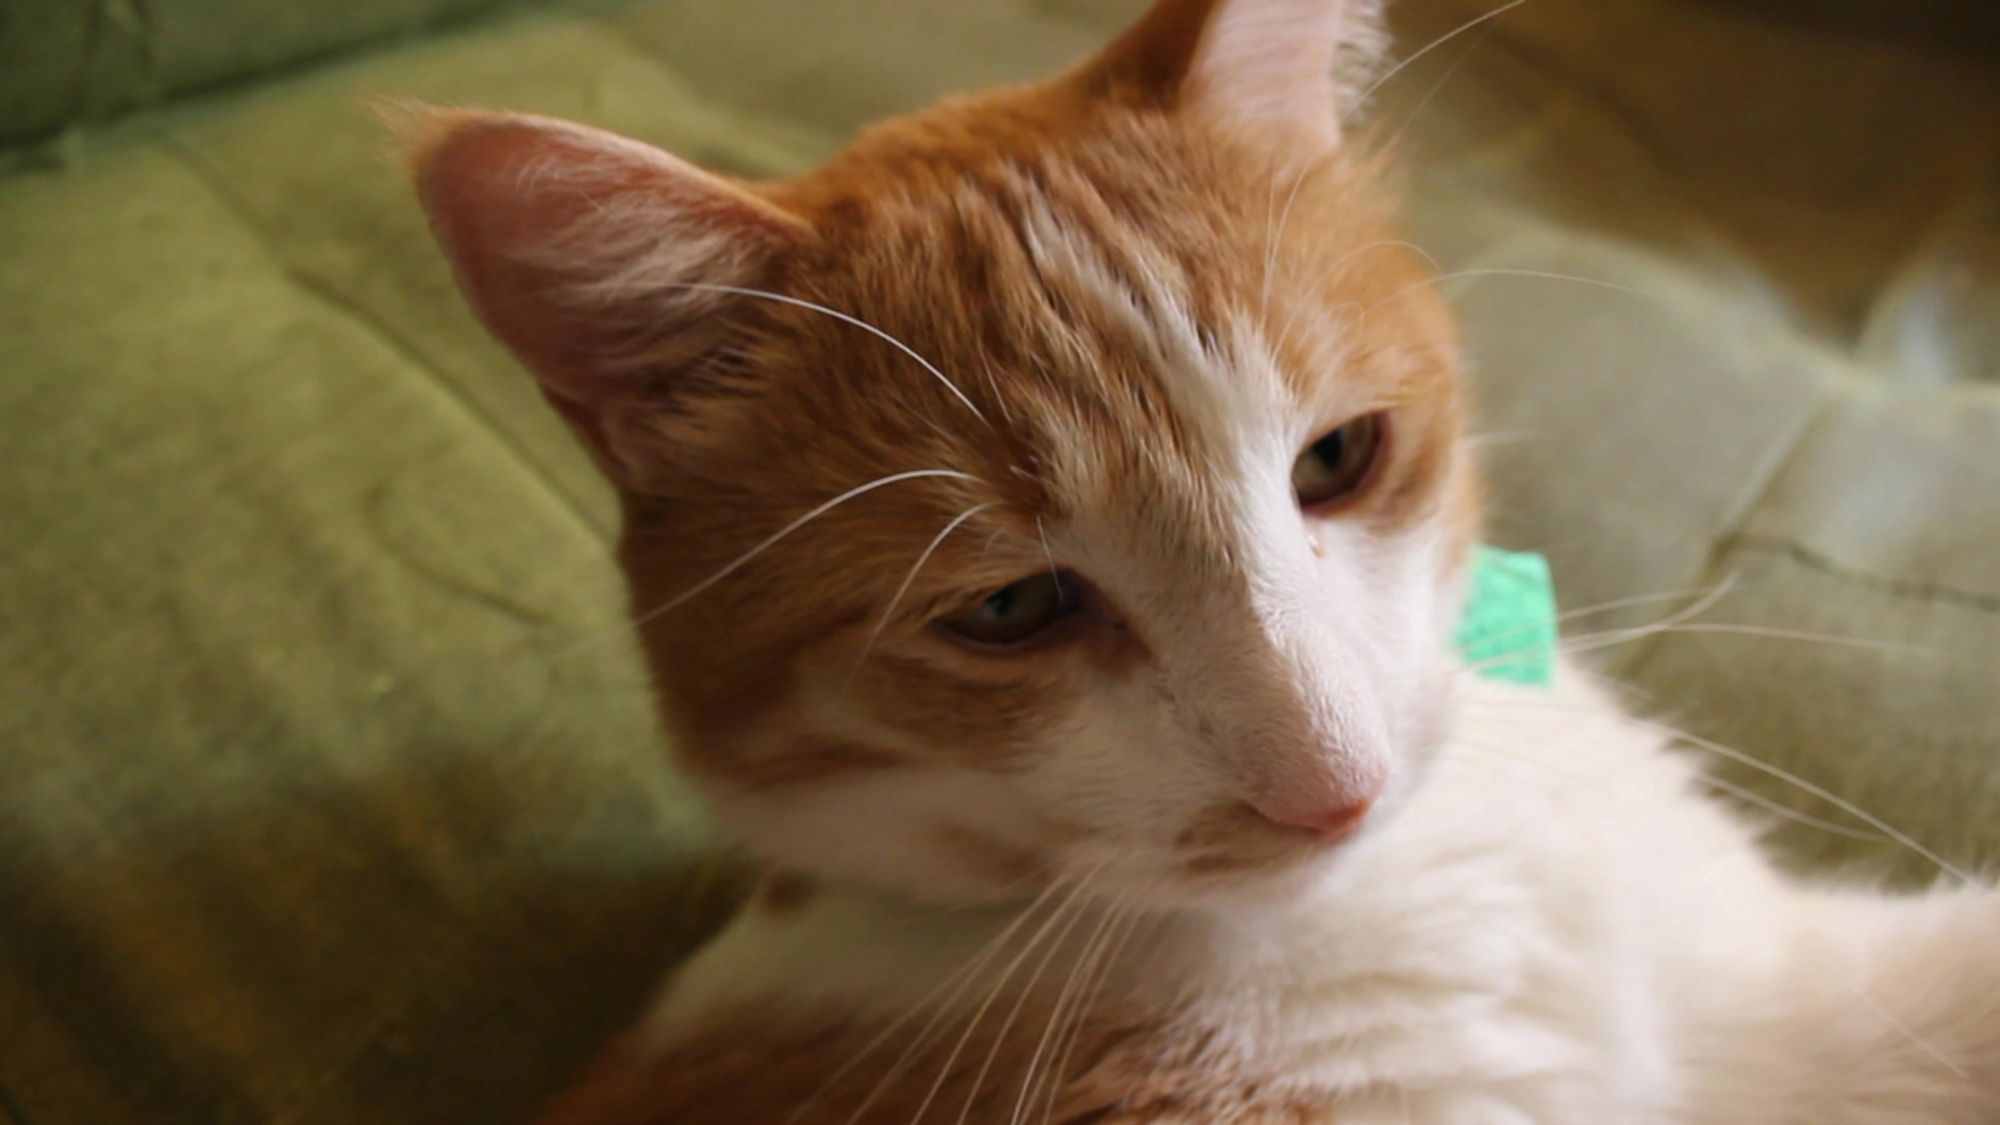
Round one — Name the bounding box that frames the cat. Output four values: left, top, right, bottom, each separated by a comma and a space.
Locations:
403, 0, 2000, 1120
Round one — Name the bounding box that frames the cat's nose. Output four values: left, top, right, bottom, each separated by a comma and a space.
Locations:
1255, 795, 1376, 841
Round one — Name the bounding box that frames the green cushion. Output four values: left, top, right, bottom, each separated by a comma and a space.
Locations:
0, 0, 565, 144
2, 1, 1996, 1122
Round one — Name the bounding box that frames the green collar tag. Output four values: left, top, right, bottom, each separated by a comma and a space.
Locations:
1455, 546, 1558, 686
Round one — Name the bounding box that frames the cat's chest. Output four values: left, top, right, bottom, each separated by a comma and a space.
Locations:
545, 979, 1593, 1125
539, 999, 1347, 1125
597, 881, 1587, 1125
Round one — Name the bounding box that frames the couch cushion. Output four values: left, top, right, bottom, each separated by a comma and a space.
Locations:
0, 0, 561, 144
1, 1, 1995, 1122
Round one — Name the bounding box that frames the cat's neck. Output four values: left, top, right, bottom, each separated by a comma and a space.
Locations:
652, 695, 1564, 1048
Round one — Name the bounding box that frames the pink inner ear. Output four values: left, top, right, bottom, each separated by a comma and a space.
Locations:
1186, 0, 1350, 134
1082, 0, 1380, 142
411, 111, 802, 407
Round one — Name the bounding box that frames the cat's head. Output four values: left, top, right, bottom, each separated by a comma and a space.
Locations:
410, 0, 1475, 910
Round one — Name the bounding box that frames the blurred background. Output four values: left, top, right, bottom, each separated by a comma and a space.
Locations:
2, 1, 1997, 1122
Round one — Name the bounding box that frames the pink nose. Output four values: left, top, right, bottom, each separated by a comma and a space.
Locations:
1258, 797, 1375, 841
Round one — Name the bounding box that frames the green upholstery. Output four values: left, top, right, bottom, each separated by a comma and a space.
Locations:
2, 1, 1996, 1122
0, 0, 557, 143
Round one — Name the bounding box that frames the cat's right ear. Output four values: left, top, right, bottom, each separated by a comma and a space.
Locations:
399, 106, 807, 486
1077, 0, 1387, 145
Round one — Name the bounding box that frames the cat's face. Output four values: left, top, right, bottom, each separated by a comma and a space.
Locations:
413, 0, 1475, 910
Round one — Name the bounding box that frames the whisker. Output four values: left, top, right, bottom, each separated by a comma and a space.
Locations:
1468, 695, 1973, 885
846, 503, 995, 686
1366, 267, 1660, 322
804, 876, 1072, 1120
1577, 622, 1935, 657
976, 524, 1015, 562
1552, 584, 1735, 627
1355, 0, 1534, 105
1696, 774, 1887, 844
1260, 158, 1326, 327
1854, 987, 1970, 1080
952, 878, 1102, 1125
1540, 621, 1935, 670
1037, 904, 1145, 1125
1009, 891, 1128, 1125
1256, 166, 1288, 326
1379, 19, 1496, 153
905, 866, 1102, 1125
1452, 723, 1886, 854
1270, 238, 1441, 361
809, 878, 1071, 1125
1459, 572, 1737, 673
558, 468, 980, 659
980, 358, 1018, 426
661, 281, 990, 426
1034, 517, 1063, 597
1651, 719, 1974, 885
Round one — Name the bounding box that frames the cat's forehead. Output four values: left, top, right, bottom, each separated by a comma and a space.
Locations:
773, 115, 1438, 524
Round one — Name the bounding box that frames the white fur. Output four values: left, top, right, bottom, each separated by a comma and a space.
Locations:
656, 666, 2000, 1122
635, 179, 1997, 1123
425, 11, 2000, 1115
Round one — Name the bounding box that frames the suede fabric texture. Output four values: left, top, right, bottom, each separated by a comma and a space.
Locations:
1, 1, 1996, 1122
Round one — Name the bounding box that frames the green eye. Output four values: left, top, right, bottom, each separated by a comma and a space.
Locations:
938, 572, 1079, 647
1293, 412, 1386, 509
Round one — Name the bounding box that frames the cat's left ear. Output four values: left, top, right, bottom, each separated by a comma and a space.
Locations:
1077, 0, 1387, 144
399, 106, 808, 488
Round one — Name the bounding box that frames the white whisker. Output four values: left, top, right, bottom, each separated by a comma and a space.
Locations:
1270, 238, 1441, 361
952, 877, 1101, 1125
554, 468, 981, 660
1855, 987, 1970, 1080
1472, 693, 1974, 885
905, 866, 1102, 1125
660, 281, 990, 426
1553, 584, 1734, 627
1010, 891, 1128, 1125
1039, 906, 1144, 1125
1653, 720, 1974, 885
1587, 622, 1934, 657
1356, 0, 1533, 105
1461, 572, 1737, 673
1696, 774, 1887, 844
1367, 267, 1659, 322
826, 878, 1071, 1125
980, 358, 1018, 426
1453, 720, 1890, 856
847, 503, 995, 685
1035, 517, 1063, 596
1260, 159, 1325, 327
1380, 19, 1495, 152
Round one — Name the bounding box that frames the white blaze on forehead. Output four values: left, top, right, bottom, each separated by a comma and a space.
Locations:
1017, 201, 1294, 484
1013, 206, 1448, 816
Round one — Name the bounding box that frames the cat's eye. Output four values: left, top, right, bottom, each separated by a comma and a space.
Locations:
1292, 413, 1386, 510
937, 572, 1080, 647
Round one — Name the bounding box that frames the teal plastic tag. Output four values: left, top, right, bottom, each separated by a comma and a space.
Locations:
1455, 546, 1558, 686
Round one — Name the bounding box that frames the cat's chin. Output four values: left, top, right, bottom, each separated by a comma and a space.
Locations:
1138, 759, 1430, 915
1059, 814, 1395, 918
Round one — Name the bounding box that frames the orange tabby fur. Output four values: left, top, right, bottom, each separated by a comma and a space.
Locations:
407, 0, 1473, 1119
610, 71, 1469, 799
538, 1003, 1323, 1125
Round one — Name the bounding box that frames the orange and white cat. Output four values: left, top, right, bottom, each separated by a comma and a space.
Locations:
405, 0, 1999, 1120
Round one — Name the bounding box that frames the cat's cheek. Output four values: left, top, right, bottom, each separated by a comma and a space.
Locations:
1018, 694, 1245, 888
707, 761, 1068, 903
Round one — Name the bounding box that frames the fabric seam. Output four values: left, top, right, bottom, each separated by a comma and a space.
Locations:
152, 138, 614, 549
1726, 533, 2000, 616
1615, 380, 1835, 679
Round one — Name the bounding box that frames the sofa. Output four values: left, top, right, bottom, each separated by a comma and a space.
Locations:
3, 1, 1996, 1121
